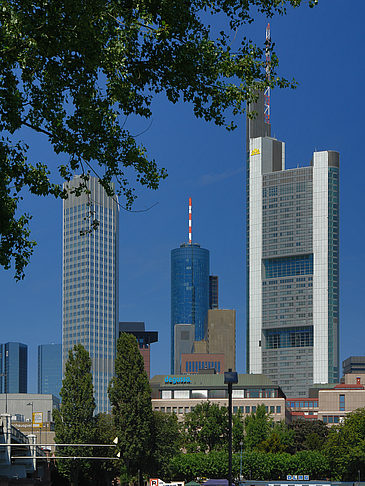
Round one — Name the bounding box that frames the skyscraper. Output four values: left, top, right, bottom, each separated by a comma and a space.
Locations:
171, 199, 210, 373
38, 344, 62, 398
63, 176, 119, 413
0, 342, 27, 393
246, 95, 339, 397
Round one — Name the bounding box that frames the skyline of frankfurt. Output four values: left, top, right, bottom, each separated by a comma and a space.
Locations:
0, 0, 364, 393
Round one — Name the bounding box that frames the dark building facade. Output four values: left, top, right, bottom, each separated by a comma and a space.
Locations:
38, 344, 62, 398
343, 356, 365, 375
0, 342, 27, 393
119, 322, 158, 378
209, 275, 219, 309
171, 243, 210, 373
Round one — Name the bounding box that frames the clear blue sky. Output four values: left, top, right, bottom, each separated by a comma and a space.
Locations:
1, 0, 364, 392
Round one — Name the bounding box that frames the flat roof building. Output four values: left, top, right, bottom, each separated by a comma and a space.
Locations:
342, 356, 365, 375
38, 344, 62, 398
150, 373, 288, 422
0, 343, 27, 394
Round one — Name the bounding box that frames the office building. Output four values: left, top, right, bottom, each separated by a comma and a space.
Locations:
207, 309, 236, 371
209, 275, 219, 309
180, 353, 225, 374
118, 322, 158, 378
38, 344, 62, 398
150, 373, 288, 422
63, 176, 119, 413
173, 324, 195, 374
171, 201, 210, 373
246, 94, 339, 397
0, 343, 27, 393
342, 356, 365, 375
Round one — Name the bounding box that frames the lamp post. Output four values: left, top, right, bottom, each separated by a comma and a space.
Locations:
240, 440, 243, 481
224, 369, 238, 486
27, 402, 34, 435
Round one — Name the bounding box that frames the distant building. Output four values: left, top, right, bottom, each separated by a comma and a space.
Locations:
150, 373, 288, 422
246, 92, 340, 397
0, 343, 27, 393
171, 239, 210, 373
180, 353, 225, 374
207, 309, 236, 371
209, 275, 219, 309
118, 322, 158, 378
173, 324, 195, 374
62, 176, 119, 413
343, 356, 365, 375
38, 344, 62, 398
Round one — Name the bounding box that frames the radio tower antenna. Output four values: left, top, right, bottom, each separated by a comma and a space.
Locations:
264, 23, 271, 125
188, 197, 192, 244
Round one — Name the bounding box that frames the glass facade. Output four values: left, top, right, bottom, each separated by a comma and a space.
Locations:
171, 243, 209, 373
63, 176, 119, 413
0, 342, 27, 393
38, 344, 62, 398
263, 254, 313, 279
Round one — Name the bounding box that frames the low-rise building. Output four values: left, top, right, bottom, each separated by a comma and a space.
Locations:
150, 373, 288, 421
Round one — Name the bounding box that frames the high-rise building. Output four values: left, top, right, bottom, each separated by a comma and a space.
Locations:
174, 324, 195, 374
118, 322, 158, 378
38, 344, 62, 398
343, 357, 365, 376
209, 275, 219, 309
207, 309, 236, 371
63, 176, 119, 413
170, 200, 210, 373
0, 342, 27, 393
246, 94, 339, 397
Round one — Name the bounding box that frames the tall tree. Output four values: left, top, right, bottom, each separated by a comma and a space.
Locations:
150, 411, 181, 478
0, 0, 316, 279
289, 418, 328, 453
244, 404, 272, 451
108, 332, 154, 479
53, 344, 96, 486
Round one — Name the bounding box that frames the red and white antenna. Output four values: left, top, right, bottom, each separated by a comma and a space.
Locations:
188, 197, 192, 244
264, 23, 271, 125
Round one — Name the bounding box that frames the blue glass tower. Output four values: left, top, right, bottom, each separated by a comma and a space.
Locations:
38, 344, 62, 398
171, 243, 210, 373
0, 342, 27, 393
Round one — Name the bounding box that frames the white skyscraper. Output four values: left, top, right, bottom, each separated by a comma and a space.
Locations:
62, 176, 119, 413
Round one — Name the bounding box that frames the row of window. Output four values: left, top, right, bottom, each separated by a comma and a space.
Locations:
153, 405, 282, 415
265, 327, 313, 349
185, 361, 221, 373
160, 389, 279, 400
322, 415, 342, 424
287, 401, 318, 409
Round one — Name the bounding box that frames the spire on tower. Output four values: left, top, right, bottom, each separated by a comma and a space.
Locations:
188, 197, 192, 244
264, 23, 271, 125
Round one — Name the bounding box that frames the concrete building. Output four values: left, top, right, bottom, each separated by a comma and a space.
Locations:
0, 343, 27, 394
118, 322, 158, 378
63, 176, 119, 413
246, 94, 339, 397
38, 344, 62, 398
343, 356, 365, 375
174, 324, 195, 374
150, 373, 288, 422
207, 309, 236, 371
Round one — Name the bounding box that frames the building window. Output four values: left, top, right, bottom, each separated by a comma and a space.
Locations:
339, 394, 345, 411
263, 254, 313, 279
270, 406, 275, 413
174, 390, 189, 399
245, 406, 250, 414
265, 326, 313, 349
191, 390, 208, 399
162, 390, 172, 399
276, 406, 281, 413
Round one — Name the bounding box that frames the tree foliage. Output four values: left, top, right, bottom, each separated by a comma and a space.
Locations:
244, 404, 272, 451
182, 401, 228, 452
289, 418, 328, 453
0, 0, 315, 279
150, 411, 181, 478
108, 332, 154, 478
53, 344, 96, 486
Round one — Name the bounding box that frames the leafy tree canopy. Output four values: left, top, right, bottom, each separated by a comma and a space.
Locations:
244, 403, 272, 451
0, 0, 316, 279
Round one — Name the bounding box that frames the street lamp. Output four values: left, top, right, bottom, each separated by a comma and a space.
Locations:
224, 369, 238, 486
240, 440, 243, 481
26, 402, 34, 435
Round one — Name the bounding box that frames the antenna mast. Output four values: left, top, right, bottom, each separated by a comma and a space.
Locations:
188, 197, 192, 244
264, 23, 271, 125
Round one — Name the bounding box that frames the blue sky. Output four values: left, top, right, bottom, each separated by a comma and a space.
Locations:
1, 0, 364, 392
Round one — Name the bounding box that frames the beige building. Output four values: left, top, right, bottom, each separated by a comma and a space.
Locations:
150, 373, 288, 422
207, 309, 236, 371
309, 373, 365, 425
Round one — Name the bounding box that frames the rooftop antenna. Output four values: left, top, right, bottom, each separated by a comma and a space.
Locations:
188, 197, 192, 244
264, 23, 271, 125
